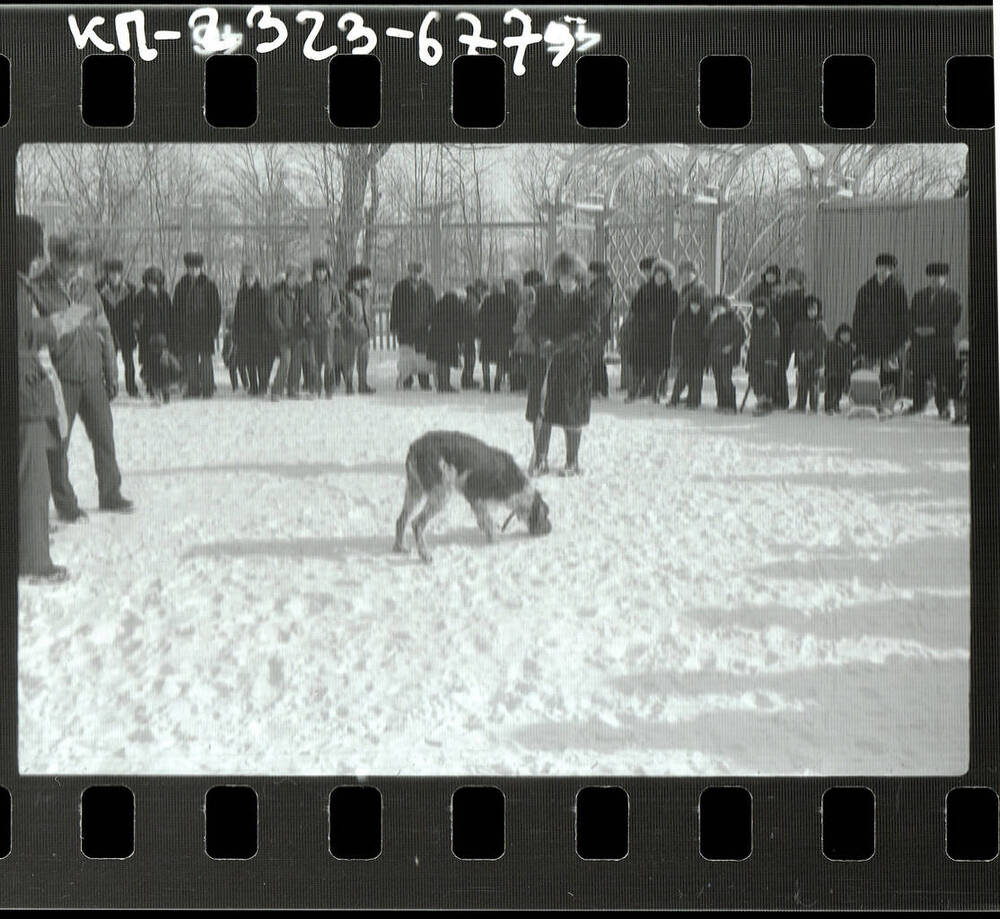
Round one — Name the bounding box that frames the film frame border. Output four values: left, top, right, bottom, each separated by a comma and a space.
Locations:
0, 3, 995, 909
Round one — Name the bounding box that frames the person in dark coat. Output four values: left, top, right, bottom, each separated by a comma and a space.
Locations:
748, 264, 781, 306
773, 266, 808, 409
16, 216, 92, 580
511, 270, 544, 393
587, 261, 614, 399
296, 258, 339, 397
267, 266, 299, 401
233, 264, 268, 396
511, 269, 544, 392
340, 264, 376, 394
390, 260, 436, 390
478, 278, 520, 393
851, 252, 910, 393
747, 297, 783, 416
425, 290, 468, 392
704, 295, 746, 413
675, 259, 712, 386
236, 265, 271, 396
525, 251, 599, 477
626, 257, 678, 403
97, 258, 139, 398
905, 261, 963, 418
790, 295, 827, 413
824, 323, 856, 414
668, 284, 710, 408
460, 278, 488, 389
133, 266, 177, 401
34, 233, 133, 519
172, 251, 222, 399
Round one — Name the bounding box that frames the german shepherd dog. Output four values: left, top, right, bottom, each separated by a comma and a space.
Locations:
393, 431, 552, 562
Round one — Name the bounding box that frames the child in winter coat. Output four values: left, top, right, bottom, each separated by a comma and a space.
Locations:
824, 322, 856, 414
747, 297, 782, 415
791, 295, 827, 412
704, 294, 746, 413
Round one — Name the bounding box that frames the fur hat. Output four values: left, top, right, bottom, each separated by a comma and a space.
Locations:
103, 258, 124, 274
926, 261, 950, 276
676, 259, 698, 276
522, 268, 544, 288
141, 266, 165, 287
763, 264, 781, 281
346, 264, 372, 287
549, 251, 588, 280
651, 257, 675, 280
875, 253, 897, 268
804, 295, 822, 316
638, 255, 657, 272
183, 251, 204, 268
312, 257, 330, 275
784, 266, 806, 286
834, 322, 853, 340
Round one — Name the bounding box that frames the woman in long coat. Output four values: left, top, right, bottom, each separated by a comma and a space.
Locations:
626, 257, 678, 403
425, 290, 468, 392
525, 251, 599, 477
134, 266, 174, 399
478, 278, 520, 392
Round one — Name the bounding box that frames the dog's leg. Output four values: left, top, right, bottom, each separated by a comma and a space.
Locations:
394, 463, 424, 552
470, 499, 496, 542
411, 482, 450, 563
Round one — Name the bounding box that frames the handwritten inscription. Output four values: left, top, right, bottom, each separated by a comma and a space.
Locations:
67, 8, 601, 72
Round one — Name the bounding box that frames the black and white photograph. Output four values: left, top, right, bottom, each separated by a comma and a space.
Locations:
16, 141, 971, 776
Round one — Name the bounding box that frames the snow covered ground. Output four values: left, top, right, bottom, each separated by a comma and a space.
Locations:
18, 353, 969, 775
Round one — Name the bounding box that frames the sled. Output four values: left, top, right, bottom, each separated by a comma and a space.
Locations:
846, 367, 895, 420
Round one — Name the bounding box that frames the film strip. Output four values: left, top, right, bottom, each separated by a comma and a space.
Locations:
0, 3, 997, 910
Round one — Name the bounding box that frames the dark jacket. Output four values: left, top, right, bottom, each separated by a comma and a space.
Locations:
747, 303, 782, 394
673, 304, 710, 367
825, 324, 856, 382
909, 284, 962, 343
134, 285, 173, 368
31, 264, 116, 385
852, 273, 909, 361
233, 280, 268, 356
390, 277, 436, 350
172, 273, 222, 354
628, 277, 678, 375
705, 308, 746, 367
298, 276, 338, 339
775, 288, 808, 359
266, 280, 298, 348
17, 273, 59, 422
791, 315, 827, 369
425, 292, 467, 366
525, 284, 600, 428
477, 291, 519, 364
97, 278, 138, 352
